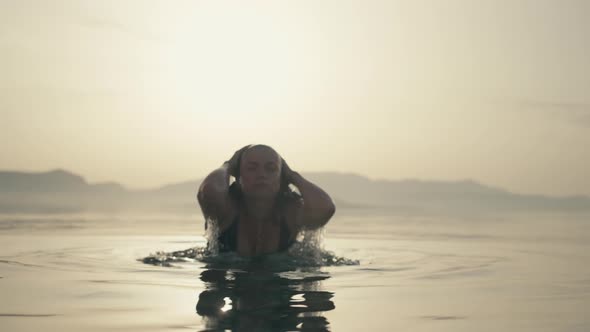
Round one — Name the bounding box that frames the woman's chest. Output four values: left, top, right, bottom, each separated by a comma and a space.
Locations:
235, 219, 281, 256
234, 210, 297, 256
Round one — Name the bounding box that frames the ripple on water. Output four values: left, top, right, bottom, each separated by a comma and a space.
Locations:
139, 242, 360, 270
139, 228, 360, 270
137, 228, 351, 331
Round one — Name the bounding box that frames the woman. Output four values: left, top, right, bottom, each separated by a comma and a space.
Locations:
197, 144, 336, 257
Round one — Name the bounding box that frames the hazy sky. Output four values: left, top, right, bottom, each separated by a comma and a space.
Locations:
1, 0, 589, 196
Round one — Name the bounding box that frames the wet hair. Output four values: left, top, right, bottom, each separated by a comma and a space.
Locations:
232, 144, 290, 192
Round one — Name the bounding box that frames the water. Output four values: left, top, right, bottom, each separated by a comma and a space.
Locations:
140, 227, 360, 269
138, 226, 358, 331
0, 213, 589, 331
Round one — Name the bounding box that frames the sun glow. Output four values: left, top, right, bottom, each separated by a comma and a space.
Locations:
221, 296, 233, 312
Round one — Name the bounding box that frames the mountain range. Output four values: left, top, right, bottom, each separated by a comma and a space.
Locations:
0, 169, 588, 215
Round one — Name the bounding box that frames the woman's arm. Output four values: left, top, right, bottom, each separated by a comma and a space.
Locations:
197, 145, 251, 230
284, 161, 336, 229
196, 162, 234, 231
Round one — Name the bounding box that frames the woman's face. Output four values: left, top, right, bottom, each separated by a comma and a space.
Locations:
238, 147, 282, 199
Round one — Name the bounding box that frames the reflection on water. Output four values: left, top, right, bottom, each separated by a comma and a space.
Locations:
196, 261, 335, 332
139, 230, 355, 331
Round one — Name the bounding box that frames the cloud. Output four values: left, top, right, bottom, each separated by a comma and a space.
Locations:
526, 100, 590, 127
497, 98, 590, 127
516, 99, 590, 113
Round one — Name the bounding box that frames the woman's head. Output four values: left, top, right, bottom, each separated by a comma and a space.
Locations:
233, 144, 287, 199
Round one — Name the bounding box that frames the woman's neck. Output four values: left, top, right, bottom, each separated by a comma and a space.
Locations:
243, 197, 276, 222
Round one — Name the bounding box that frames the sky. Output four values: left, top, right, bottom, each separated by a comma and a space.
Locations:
1, 0, 589, 196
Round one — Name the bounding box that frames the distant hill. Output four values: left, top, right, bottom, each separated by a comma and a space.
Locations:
303, 172, 590, 213
0, 169, 127, 194
0, 169, 588, 215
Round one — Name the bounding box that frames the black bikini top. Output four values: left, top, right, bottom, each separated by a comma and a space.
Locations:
216, 213, 294, 253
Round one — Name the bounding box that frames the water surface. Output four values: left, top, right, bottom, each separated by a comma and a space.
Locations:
0, 213, 589, 331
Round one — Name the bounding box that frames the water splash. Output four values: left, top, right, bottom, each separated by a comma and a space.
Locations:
204, 217, 220, 255
140, 228, 359, 269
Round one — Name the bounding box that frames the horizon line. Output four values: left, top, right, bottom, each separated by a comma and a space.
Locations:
0, 167, 588, 200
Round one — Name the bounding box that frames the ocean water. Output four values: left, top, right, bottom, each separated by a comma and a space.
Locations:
0, 213, 589, 331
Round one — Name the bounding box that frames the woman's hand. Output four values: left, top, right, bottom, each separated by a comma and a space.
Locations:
225, 145, 252, 177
